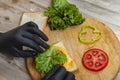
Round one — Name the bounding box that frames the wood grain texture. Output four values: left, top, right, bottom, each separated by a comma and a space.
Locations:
26, 17, 120, 80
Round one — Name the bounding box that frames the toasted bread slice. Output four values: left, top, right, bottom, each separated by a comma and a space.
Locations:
54, 42, 77, 72
20, 12, 48, 30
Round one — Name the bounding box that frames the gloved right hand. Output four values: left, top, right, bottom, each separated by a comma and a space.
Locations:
0, 21, 49, 57
42, 65, 75, 80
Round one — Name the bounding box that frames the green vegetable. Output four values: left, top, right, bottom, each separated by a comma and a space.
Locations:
44, 0, 85, 30
35, 45, 67, 73
78, 24, 102, 44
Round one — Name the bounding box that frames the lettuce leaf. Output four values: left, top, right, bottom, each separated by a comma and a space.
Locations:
44, 0, 85, 30
35, 45, 67, 73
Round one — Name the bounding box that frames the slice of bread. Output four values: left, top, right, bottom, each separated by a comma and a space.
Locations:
20, 12, 48, 30
54, 41, 77, 72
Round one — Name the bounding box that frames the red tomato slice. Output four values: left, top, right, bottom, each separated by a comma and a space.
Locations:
82, 48, 109, 72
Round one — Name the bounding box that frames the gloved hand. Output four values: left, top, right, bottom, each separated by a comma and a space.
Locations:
0, 21, 49, 57
42, 65, 75, 80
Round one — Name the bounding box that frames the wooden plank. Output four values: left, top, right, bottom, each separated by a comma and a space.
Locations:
69, 0, 120, 27
0, 53, 31, 80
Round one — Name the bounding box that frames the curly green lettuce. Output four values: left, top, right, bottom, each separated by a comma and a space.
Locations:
44, 0, 85, 30
35, 45, 67, 73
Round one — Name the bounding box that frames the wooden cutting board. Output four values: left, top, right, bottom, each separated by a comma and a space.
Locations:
25, 16, 120, 80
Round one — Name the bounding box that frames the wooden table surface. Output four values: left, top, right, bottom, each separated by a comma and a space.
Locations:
0, 0, 120, 80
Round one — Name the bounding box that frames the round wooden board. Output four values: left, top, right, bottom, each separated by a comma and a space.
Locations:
26, 17, 120, 80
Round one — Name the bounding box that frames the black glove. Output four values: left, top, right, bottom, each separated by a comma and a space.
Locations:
0, 21, 49, 57
42, 65, 75, 80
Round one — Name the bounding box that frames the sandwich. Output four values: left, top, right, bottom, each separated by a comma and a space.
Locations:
54, 41, 77, 72
20, 12, 77, 73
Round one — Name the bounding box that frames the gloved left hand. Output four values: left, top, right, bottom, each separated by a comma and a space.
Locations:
0, 21, 49, 57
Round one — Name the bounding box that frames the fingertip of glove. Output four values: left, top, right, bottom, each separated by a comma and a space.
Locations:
27, 21, 38, 27
67, 71, 75, 78
56, 65, 66, 70
42, 35, 49, 41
